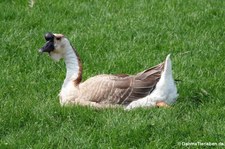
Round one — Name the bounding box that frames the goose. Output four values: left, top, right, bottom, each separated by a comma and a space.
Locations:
39, 32, 178, 110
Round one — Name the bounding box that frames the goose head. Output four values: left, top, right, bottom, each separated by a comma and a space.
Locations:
39, 32, 69, 61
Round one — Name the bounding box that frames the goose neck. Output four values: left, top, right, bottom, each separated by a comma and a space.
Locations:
63, 45, 82, 87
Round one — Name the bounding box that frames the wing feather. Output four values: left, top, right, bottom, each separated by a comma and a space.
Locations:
78, 63, 164, 105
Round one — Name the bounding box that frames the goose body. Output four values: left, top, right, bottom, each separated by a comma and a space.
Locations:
39, 33, 178, 109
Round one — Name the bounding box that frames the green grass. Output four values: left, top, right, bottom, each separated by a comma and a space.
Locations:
0, 0, 225, 148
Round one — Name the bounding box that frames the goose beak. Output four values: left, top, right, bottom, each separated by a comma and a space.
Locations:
39, 32, 55, 53
39, 41, 55, 53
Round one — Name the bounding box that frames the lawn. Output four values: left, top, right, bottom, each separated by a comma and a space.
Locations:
0, 0, 225, 148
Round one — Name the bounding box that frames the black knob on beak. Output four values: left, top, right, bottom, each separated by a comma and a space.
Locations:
45, 32, 54, 41
39, 32, 55, 53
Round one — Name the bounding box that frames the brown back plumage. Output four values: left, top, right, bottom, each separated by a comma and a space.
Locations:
78, 62, 164, 105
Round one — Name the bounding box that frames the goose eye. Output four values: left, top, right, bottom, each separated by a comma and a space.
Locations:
56, 37, 61, 40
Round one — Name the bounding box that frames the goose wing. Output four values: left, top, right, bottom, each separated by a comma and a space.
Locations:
79, 63, 164, 105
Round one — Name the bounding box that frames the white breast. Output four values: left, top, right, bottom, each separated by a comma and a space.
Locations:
59, 81, 78, 106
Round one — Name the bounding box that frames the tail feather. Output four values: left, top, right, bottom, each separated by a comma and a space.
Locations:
121, 54, 178, 106
163, 54, 172, 76
149, 54, 178, 104
125, 54, 178, 109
